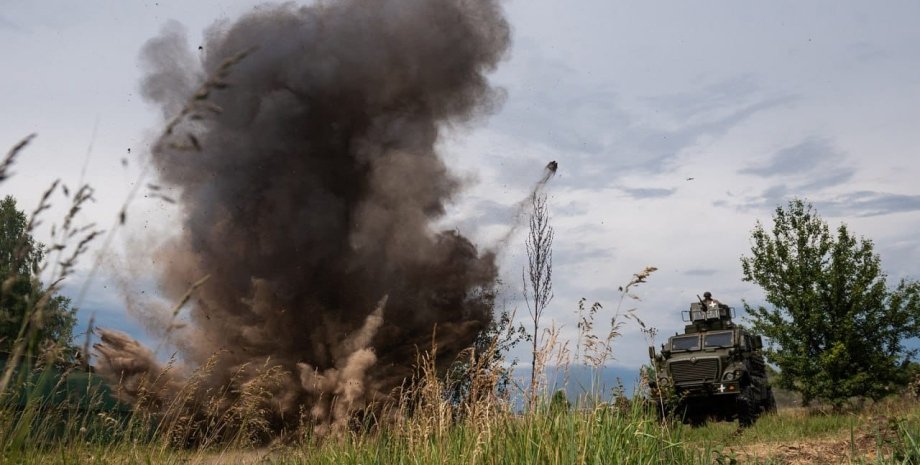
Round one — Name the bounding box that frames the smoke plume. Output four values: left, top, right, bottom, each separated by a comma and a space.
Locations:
94, 0, 510, 439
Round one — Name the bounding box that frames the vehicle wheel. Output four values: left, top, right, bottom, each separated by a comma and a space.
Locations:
737, 385, 758, 428
763, 388, 777, 414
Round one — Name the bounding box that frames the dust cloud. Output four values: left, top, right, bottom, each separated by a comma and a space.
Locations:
94, 0, 511, 439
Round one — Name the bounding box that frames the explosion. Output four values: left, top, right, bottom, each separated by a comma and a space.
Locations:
93, 0, 510, 440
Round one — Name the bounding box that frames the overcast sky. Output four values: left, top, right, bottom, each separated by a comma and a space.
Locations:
2, 0, 919, 370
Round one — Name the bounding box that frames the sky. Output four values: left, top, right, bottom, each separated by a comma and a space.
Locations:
2, 0, 920, 376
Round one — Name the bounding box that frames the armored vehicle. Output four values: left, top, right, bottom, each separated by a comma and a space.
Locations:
649, 297, 776, 426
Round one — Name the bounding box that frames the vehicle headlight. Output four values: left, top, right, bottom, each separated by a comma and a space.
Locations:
723, 371, 736, 381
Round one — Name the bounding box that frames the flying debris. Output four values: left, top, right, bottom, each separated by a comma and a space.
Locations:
492, 160, 559, 249
536, 160, 557, 186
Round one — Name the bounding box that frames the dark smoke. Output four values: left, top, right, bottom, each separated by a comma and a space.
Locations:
94, 0, 510, 439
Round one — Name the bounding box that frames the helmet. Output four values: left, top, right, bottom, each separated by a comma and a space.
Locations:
703, 291, 712, 298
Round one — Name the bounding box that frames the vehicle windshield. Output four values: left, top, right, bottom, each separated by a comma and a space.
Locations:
704, 331, 733, 348
670, 335, 700, 351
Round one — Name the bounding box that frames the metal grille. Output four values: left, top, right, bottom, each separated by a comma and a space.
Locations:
669, 358, 719, 384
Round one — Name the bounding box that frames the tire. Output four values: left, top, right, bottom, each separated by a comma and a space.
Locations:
687, 414, 708, 427
676, 400, 709, 427
763, 388, 777, 414
736, 385, 758, 428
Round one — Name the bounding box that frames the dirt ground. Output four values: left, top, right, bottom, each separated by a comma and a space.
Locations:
725, 416, 900, 465
191, 449, 274, 465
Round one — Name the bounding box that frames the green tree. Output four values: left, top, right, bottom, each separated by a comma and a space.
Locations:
0, 195, 77, 359
741, 198, 920, 406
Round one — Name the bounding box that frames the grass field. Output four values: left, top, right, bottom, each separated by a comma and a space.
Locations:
3, 371, 920, 465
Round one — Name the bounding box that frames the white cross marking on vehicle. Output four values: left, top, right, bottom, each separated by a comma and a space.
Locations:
718, 384, 726, 393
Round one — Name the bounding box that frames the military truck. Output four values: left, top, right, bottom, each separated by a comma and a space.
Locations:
648, 297, 776, 426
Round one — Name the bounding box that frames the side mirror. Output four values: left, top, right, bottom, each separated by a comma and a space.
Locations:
754, 336, 763, 349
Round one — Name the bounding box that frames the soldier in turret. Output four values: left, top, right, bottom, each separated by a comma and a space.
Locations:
702, 291, 722, 307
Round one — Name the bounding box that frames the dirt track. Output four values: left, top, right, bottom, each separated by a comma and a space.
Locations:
725, 416, 899, 464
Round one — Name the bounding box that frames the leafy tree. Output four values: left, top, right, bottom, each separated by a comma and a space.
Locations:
0, 195, 77, 360
741, 198, 920, 406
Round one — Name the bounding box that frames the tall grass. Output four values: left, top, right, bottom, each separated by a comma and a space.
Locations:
0, 388, 709, 465
302, 402, 704, 465
6, 388, 920, 464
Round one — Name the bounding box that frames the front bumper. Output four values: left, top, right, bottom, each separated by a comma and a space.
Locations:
677, 381, 740, 397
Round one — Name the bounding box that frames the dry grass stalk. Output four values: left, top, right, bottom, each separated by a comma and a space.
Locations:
155, 274, 211, 354
528, 323, 567, 404
0, 133, 35, 182
378, 314, 522, 457
612, 266, 658, 356
576, 298, 610, 368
